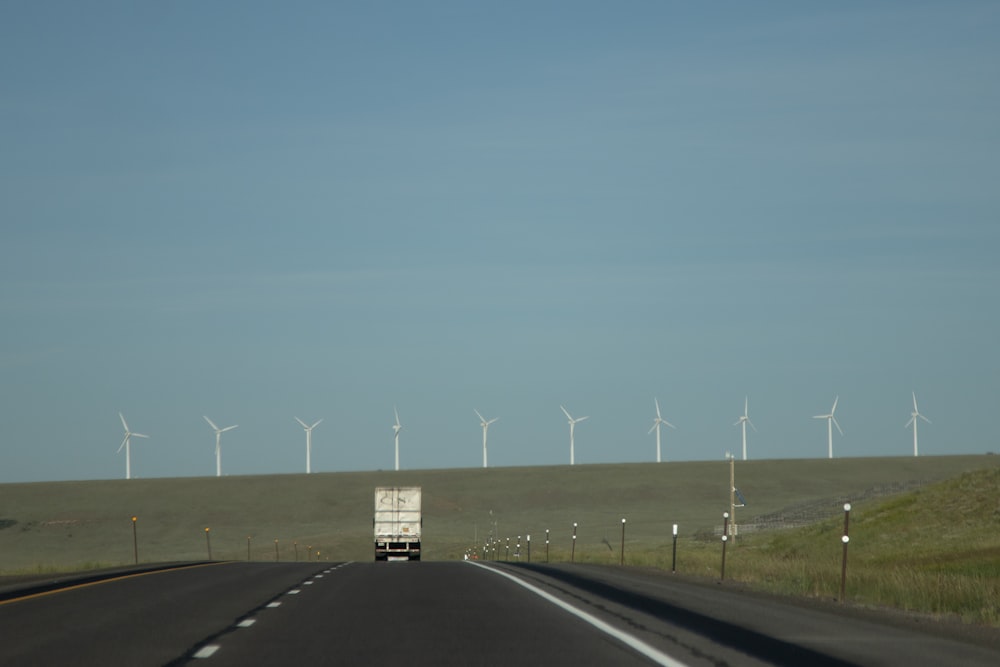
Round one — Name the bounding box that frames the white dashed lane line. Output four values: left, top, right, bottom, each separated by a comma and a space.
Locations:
194, 566, 347, 660
193, 645, 219, 659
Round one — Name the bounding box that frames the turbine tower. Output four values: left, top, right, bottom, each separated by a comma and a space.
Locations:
117, 412, 149, 480
733, 396, 756, 461
905, 392, 931, 457
475, 409, 498, 468
648, 398, 675, 463
295, 417, 323, 474
392, 406, 402, 471
204, 416, 238, 477
813, 396, 843, 459
560, 405, 589, 466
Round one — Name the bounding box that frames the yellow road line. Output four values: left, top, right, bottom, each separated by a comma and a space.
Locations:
0, 562, 231, 606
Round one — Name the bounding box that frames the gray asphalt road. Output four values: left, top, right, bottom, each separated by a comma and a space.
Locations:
0, 561, 997, 666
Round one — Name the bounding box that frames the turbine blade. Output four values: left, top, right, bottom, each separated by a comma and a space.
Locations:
747, 418, 757, 432
905, 416, 915, 428
474, 409, 485, 422
920, 414, 931, 424
487, 417, 498, 425
221, 425, 238, 432
204, 416, 219, 431
663, 419, 676, 429
831, 396, 839, 413
311, 419, 323, 429
133, 432, 149, 439
648, 423, 657, 435
577, 415, 589, 422
295, 417, 308, 428
560, 405, 572, 420
832, 418, 844, 436
912, 392, 918, 412
118, 435, 128, 453
394, 405, 400, 425
654, 398, 661, 418
119, 412, 129, 431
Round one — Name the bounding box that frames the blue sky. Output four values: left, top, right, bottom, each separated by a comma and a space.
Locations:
2, 2, 998, 482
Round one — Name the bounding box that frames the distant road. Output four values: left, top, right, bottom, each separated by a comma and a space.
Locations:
1, 561, 997, 666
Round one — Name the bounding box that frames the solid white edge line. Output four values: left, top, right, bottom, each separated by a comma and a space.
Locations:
193, 645, 219, 659
469, 562, 690, 667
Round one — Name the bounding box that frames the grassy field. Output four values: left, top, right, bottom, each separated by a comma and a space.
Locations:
0, 455, 994, 571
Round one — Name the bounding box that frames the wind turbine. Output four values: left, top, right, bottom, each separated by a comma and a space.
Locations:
648, 398, 675, 463
295, 417, 323, 474
905, 392, 931, 457
733, 396, 756, 461
475, 410, 498, 468
813, 396, 844, 459
392, 406, 402, 471
203, 416, 238, 477
117, 412, 149, 480
560, 405, 589, 466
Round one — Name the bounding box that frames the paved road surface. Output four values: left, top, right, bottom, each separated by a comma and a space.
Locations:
1, 561, 997, 666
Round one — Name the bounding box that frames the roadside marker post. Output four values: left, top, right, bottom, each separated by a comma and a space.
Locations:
526, 534, 531, 563
571, 522, 578, 562
274, 539, 279, 562
294, 541, 298, 561
205, 528, 212, 560
671, 524, 678, 573
840, 503, 851, 603
247, 536, 252, 562
545, 529, 550, 563
721, 512, 730, 581
620, 518, 626, 566
131, 516, 138, 565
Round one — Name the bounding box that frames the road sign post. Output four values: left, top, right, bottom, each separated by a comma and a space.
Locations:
205, 528, 212, 560
840, 503, 851, 603
131, 516, 138, 565
571, 522, 578, 562
721, 512, 730, 581
671, 524, 678, 573
620, 518, 626, 566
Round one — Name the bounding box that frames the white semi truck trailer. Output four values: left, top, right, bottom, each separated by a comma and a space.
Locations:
374, 486, 422, 561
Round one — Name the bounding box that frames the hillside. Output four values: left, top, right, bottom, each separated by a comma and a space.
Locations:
0, 455, 995, 573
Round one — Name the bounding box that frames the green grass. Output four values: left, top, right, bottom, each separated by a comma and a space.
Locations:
612, 466, 1000, 626
1, 454, 997, 624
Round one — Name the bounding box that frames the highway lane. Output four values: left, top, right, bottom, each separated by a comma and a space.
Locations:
175, 561, 667, 666
0, 562, 328, 666
1, 560, 998, 666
